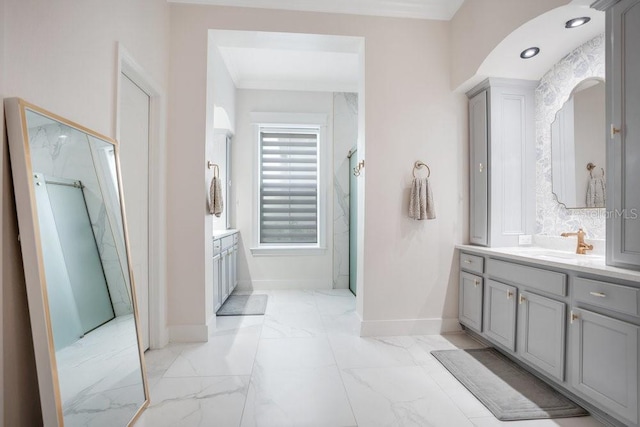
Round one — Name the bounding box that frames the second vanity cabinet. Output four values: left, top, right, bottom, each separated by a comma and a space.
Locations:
213, 231, 239, 312
458, 248, 640, 426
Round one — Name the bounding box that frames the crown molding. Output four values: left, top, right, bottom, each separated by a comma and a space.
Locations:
169, 0, 465, 20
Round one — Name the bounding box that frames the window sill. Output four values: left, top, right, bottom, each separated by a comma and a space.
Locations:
250, 246, 327, 257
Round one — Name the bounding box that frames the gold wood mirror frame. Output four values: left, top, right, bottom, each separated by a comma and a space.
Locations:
4, 98, 149, 426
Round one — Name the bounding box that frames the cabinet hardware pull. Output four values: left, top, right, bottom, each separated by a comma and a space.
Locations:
463, 259, 472, 264
474, 279, 480, 287
479, 163, 484, 173
519, 294, 525, 304
507, 290, 514, 299
570, 311, 579, 324
611, 124, 621, 138
589, 291, 606, 298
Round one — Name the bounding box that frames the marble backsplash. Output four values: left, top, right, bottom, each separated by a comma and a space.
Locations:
535, 33, 606, 240
333, 93, 358, 289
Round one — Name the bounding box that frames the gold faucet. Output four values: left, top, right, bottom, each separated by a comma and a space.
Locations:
560, 228, 594, 255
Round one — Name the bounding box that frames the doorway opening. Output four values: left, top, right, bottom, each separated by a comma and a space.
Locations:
206, 29, 365, 317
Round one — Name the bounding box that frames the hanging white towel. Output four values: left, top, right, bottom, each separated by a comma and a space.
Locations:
209, 176, 224, 217
586, 176, 605, 208
409, 177, 436, 220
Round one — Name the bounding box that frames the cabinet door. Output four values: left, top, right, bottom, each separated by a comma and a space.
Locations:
221, 250, 229, 300
231, 244, 238, 291
469, 90, 489, 246
608, 0, 640, 268
517, 291, 566, 381
484, 279, 517, 351
570, 308, 638, 425
459, 272, 483, 332
213, 254, 222, 311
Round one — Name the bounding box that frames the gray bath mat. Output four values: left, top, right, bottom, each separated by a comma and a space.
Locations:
431, 348, 588, 421
217, 295, 268, 316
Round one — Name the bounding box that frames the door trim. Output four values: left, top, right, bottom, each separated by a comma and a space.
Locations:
116, 43, 168, 349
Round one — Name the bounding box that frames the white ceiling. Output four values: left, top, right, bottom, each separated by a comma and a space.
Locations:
209, 2, 605, 94
211, 31, 362, 92
172, 0, 465, 20
476, 4, 605, 85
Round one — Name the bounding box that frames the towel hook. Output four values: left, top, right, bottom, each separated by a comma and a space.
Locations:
586, 162, 604, 179
413, 161, 431, 178
208, 161, 219, 178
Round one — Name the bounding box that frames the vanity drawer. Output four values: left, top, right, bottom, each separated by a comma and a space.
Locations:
213, 238, 222, 255
460, 253, 484, 274
222, 235, 234, 250
574, 278, 640, 317
486, 259, 567, 297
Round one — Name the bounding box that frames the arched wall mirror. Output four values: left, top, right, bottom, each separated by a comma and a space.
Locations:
4, 98, 149, 426
550, 77, 606, 209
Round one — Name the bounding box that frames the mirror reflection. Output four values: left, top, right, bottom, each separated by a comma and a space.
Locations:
551, 78, 606, 208
25, 109, 146, 426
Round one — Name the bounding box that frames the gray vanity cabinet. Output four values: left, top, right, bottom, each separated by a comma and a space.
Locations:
458, 249, 640, 426
517, 291, 566, 381
570, 308, 638, 425
604, 0, 640, 269
484, 279, 517, 351
466, 79, 537, 248
213, 231, 239, 312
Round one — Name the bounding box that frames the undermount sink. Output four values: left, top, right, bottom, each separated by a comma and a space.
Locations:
526, 250, 603, 262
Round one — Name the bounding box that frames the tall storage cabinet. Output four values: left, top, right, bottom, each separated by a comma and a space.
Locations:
466, 79, 537, 247
599, 0, 640, 269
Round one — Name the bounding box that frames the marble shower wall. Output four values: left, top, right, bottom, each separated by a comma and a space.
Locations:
536, 34, 606, 240
333, 93, 358, 289
29, 122, 134, 316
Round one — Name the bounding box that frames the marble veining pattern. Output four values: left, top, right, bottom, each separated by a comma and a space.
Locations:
138, 290, 603, 427
333, 93, 358, 289
536, 34, 606, 240
56, 315, 145, 426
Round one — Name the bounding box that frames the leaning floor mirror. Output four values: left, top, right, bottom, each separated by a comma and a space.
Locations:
4, 98, 149, 426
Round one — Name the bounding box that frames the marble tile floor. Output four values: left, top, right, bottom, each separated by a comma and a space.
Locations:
56, 314, 146, 426
136, 290, 604, 427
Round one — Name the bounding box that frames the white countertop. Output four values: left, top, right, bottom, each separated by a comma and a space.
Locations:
456, 244, 640, 284
212, 229, 238, 239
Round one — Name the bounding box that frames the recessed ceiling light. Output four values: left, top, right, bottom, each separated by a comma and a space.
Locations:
565, 17, 591, 28
520, 47, 540, 59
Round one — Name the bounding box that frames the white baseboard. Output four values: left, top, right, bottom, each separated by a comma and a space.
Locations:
359, 317, 462, 337
236, 279, 332, 291
168, 324, 209, 342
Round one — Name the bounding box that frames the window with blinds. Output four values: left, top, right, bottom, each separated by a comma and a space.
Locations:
259, 127, 319, 245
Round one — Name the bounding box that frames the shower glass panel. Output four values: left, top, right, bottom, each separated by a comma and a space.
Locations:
33, 174, 85, 350
44, 176, 115, 334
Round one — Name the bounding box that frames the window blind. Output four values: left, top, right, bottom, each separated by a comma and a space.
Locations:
259, 129, 319, 244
